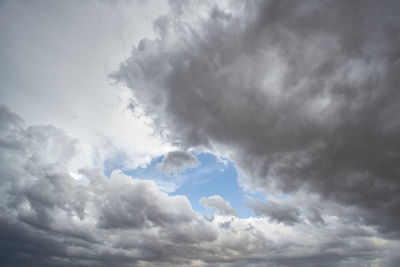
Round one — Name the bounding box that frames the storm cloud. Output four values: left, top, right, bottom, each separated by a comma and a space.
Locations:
114, 0, 400, 237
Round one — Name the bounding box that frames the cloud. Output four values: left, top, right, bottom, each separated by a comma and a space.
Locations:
2, 104, 399, 266
113, 0, 400, 236
158, 150, 199, 175
200, 195, 237, 216
1, 0, 400, 265
0, 105, 215, 265
0, 104, 23, 133
246, 198, 300, 225
0, 0, 171, 172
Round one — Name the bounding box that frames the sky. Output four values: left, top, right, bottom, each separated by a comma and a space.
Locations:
0, 0, 400, 266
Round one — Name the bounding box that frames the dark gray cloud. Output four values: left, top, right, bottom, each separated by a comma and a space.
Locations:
113, 0, 400, 237
246, 198, 301, 225
158, 150, 199, 175
200, 195, 237, 216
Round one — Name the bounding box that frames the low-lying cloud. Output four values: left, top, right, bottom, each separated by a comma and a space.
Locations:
1, 105, 399, 266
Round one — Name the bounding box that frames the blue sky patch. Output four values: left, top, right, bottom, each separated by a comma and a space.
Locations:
105, 152, 258, 218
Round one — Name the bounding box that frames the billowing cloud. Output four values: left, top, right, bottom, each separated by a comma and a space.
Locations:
158, 150, 199, 175
1, 105, 399, 266
113, 0, 400, 237
200, 195, 237, 216
0, 105, 215, 265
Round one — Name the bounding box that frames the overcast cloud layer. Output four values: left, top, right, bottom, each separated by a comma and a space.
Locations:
115, 0, 400, 237
2, 0, 400, 266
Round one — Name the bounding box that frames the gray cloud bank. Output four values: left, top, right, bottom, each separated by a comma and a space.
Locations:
114, 0, 400, 238
1, 104, 399, 266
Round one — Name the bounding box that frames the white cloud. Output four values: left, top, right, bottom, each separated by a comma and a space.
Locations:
200, 195, 237, 217
0, 0, 172, 171
158, 150, 199, 176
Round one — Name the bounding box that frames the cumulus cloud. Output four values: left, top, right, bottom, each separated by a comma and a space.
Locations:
158, 150, 199, 175
200, 195, 237, 216
0, 105, 215, 266
113, 0, 400, 237
2, 105, 399, 266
